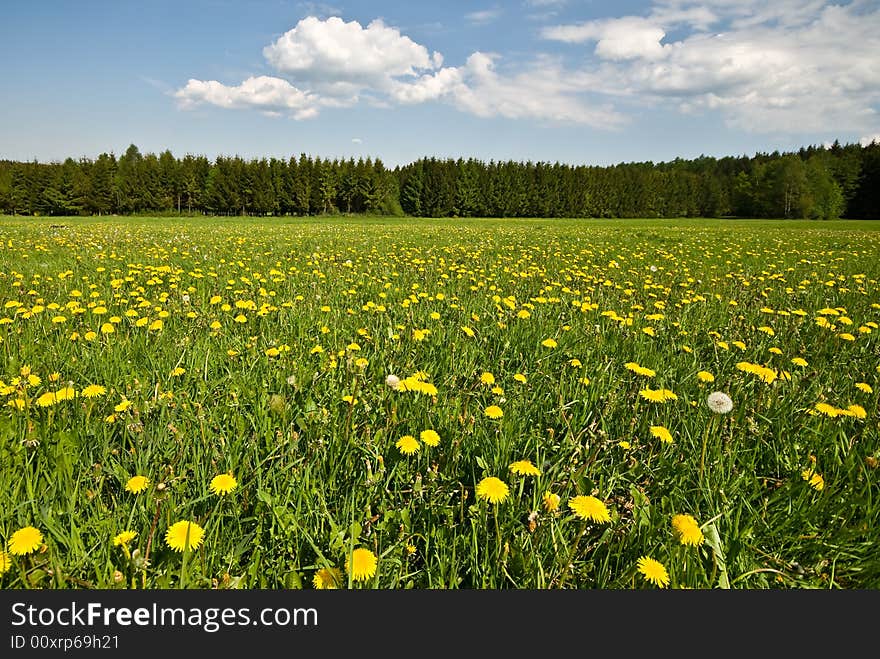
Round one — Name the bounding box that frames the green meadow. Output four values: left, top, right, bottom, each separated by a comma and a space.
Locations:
0, 215, 878, 589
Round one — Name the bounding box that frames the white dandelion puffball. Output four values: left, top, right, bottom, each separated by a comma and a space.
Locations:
707, 391, 734, 414
385, 374, 401, 390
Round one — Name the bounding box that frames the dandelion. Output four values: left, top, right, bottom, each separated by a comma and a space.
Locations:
484, 405, 504, 419
855, 382, 873, 394
649, 426, 674, 444
480, 371, 495, 385
125, 475, 150, 494
625, 362, 655, 377
707, 391, 734, 414
209, 473, 238, 496
420, 429, 440, 447
164, 520, 205, 552
844, 404, 867, 419
114, 398, 132, 413
640, 388, 677, 403
170, 367, 186, 376
8, 526, 43, 555
636, 556, 670, 588
697, 371, 714, 383
541, 338, 557, 348
513, 373, 527, 383
113, 530, 137, 547
671, 514, 704, 546
802, 469, 825, 491
385, 374, 401, 390
542, 491, 560, 512
0, 551, 10, 575
475, 477, 509, 504
81, 384, 106, 398
396, 435, 420, 455
509, 460, 541, 476
346, 548, 378, 582
569, 495, 611, 523
791, 357, 808, 367
313, 566, 343, 589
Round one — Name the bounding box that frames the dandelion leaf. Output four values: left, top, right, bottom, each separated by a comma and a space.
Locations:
703, 522, 730, 589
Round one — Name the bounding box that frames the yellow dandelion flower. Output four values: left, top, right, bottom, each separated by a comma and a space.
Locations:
671, 514, 704, 546
170, 367, 186, 376
855, 383, 872, 394
541, 338, 558, 348
636, 556, 670, 588
396, 435, 420, 455
480, 371, 496, 385
125, 475, 150, 494
346, 547, 378, 582
475, 477, 509, 504
81, 384, 106, 398
165, 520, 205, 552
814, 402, 841, 418
209, 473, 238, 496
35, 392, 58, 407
0, 550, 10, 575
650, 426, 674, 444
697, 371, 714, 383
542, 491, 560, 512
113, 530, 137, 547
114, 398, 132, 413
8, 526, 43, 555
420, 429, 440, 447
509, 460, 541, 476
461, 326, 475, 337
618, 440, 631, 449
844, 404, 866, 419
569, 495, 611, 523
313, 566, 343, 589
802, 469, 825, 491
484, 405, 504, 419
513, 373, 527, 383
791, 357, 808, 367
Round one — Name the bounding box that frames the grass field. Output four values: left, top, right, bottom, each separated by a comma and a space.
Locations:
0, 215, 878, 589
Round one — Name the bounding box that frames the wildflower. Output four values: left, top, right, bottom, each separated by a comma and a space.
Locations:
475, 477, 509, 504
484, 405, 504, 419
461, 326, 475, 337
625, 362, 655, 377
697, 371, 714, 383
671, 514, 704, 546
346, 548, 378, 582
636, 556, 670, 588
513, 373, 527, 384
396, 435, 420, 455
0, 551, 10, 575
509, 460, 541, 476
480, 372, 495, 385
569, 495, 611, 523
618, 440, 631, 449
542, 491, 560, 512
855, 383, 873, 394
802, 469, 825, 491
313, 567, 343, 589
8, 526, 43, 555
844, 404, 866, 419
791, 357, 808, 367
81, 384, 106, 398
639, 388, 677, 403
164, 520, 205, 552
113, 530, 137, 547
569, 359, 582, 368
209, 473, 238, 496
707, 391, 734, 414
420, 429, 440, 447
814, 403, 841, 418
541, 338, 558, 348
385, 374, 401, 390
114, 398, 132, 413
125, 475, 150, 494
649, 426, 674, 444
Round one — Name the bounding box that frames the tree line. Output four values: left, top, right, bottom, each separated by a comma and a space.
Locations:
0, 140, 877, 219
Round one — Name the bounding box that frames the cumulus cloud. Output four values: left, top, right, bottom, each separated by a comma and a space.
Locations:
174, 76, 319, 120
542, 0, 880, 132
174, 15, 622, 126
860, 134, 880, 146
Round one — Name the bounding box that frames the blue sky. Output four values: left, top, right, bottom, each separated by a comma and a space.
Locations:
1, 0, 878, 167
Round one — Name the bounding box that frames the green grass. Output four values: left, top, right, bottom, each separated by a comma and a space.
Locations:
0, 215, 878, 589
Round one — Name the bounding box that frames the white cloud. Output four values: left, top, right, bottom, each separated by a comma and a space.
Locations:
173, 76, 318, 120
860, 134, 880, 146
542, 1, 880, 133
175, 15, 622, 126
466, 9, 503, 25
542, 17, 669, 60
262, 16, 442, 96
351, 137, 363, 144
